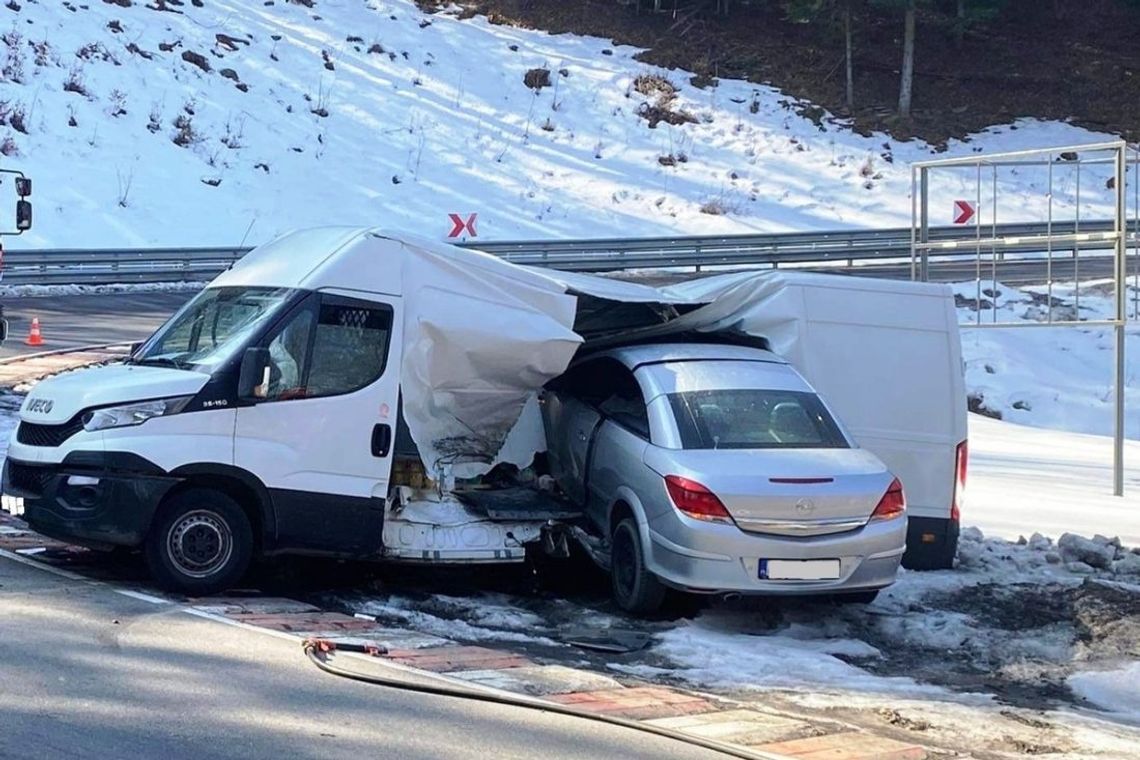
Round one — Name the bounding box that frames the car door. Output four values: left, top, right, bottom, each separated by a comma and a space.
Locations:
545, 357, 647, 516
234, 290, 402, 556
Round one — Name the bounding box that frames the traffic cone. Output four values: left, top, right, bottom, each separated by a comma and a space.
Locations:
25, 317, 43, 347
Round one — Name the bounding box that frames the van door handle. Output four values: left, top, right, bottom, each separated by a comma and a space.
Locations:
371, 424, 393, 458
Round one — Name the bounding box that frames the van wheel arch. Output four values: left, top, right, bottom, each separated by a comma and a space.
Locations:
167, 465, 273, 554
144, 487, 254, 595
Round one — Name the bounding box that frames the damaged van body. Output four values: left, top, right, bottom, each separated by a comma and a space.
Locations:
1, 228, 967, 606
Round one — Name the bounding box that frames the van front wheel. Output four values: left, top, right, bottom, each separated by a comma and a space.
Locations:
145, 489, 253, 595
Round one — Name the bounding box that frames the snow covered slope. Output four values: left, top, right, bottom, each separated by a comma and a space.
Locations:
956, 281, 1140, 440
968, 415, 1140, 546
0, 0, 1129, 248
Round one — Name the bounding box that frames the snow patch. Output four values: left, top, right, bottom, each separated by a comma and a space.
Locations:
1068, 663, 1140, 724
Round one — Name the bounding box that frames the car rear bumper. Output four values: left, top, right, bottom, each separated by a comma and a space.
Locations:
643, 515, 906, 595
2, 454, 178, 548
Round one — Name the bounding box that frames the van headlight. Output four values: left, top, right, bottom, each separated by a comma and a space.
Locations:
82, 397, 193, 432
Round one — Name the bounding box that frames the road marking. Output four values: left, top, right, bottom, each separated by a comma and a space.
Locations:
116, 589, 172, 605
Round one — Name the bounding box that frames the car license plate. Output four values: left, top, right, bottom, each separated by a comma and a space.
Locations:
759, 559, 841, 580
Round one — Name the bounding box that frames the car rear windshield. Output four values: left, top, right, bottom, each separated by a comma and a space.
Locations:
667, 389, 849, 450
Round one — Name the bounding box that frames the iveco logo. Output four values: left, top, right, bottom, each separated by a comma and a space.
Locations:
27, 398, 54, 414
794, 498, 815, 515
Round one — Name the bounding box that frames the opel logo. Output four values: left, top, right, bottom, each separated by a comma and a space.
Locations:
795, 498, 815, 515
27, 398, 53, 414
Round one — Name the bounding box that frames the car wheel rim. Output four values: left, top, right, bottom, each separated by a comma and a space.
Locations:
613, 528, 636, 600
167, 509, 233, 579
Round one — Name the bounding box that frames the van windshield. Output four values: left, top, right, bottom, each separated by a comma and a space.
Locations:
667, 389, 849, 450
134, 287, 296, 371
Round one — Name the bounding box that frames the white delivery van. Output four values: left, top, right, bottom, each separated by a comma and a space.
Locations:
1, 228, 967, 594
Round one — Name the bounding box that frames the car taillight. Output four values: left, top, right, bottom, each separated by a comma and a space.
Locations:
871, 477, 906, 521
952, 440, 968, 522
664, 475, 733, 523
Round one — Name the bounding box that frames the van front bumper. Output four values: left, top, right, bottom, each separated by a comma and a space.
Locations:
2, 453, 178, 548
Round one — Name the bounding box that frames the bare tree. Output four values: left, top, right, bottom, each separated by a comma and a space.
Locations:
898, 0, 916, 118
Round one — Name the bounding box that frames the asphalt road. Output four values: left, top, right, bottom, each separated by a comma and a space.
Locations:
0, 292, 194, 360
0, 553, 728, 760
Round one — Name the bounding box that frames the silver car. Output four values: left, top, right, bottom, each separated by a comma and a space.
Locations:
541, 343, 907, 614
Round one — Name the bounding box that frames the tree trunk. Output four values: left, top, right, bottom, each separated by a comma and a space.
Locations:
845, 1, 855, 110
898, 0, 915, 118
955, 0, 965, 47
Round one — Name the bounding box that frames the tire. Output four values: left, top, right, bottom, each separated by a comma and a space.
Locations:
145, 488, 253, 595
610, 517, 666, 615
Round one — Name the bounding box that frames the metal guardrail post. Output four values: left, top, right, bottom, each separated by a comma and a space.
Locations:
1114, 147, 1127, 497
919, 167, 930, 282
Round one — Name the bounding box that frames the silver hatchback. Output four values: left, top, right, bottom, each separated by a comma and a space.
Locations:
542, 343, 907, 614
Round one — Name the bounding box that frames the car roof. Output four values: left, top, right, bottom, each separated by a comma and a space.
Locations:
582, 342, 787, 370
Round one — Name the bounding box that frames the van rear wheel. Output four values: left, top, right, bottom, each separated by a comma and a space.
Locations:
145, 489, 253, 596
610, 517, 666, 615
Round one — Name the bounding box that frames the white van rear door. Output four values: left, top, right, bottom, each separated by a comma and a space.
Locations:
234, 290, 402, 555
786, 281, 966, 522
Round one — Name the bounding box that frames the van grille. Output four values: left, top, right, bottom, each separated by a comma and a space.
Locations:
6, 462, 51, 496
17, 418, 84, 447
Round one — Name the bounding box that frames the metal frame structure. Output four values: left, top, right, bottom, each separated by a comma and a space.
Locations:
911, 141, 1139, 497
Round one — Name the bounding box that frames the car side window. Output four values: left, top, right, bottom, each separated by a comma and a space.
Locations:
554, 358, 650, 440
258, 296, 393, 402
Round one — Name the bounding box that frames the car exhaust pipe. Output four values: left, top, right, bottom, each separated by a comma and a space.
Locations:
722, 592, 742, 602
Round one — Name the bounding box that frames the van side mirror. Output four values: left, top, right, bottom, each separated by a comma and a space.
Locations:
15, 200, 31, 232
238, 347, 272, 401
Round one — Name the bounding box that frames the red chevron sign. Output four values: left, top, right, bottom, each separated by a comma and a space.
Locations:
953, 200, 977, 225
448, 213, 478, 238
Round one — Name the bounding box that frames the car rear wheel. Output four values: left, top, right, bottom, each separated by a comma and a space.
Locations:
610, 517, 666, 615
145, 489, 253, 595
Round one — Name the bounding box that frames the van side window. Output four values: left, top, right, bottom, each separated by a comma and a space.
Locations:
264, 306, 316, 401
304, 299, 394, 397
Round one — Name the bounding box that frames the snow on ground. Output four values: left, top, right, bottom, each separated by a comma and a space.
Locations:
0, 282, 204, 297
0, 0, 1134, 250
969, 415, 1140, 546
356, 592, 562, 647
1069, 663, 1140, 720
957, 280, 1140, 441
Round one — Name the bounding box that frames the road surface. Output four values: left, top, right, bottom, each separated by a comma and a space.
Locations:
0, 292, 194, 360
0, 553, 729, 760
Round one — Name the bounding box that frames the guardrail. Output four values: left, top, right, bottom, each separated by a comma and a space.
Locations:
0, 221, 1136, 285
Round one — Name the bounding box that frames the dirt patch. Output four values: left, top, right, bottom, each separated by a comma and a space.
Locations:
423, 0, 1140, 145
632, 73, 675, 99
637, 101, 696, 128
967, 394, 1003, 420
523, 67, 551, 90
849, 580, 1140, 710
